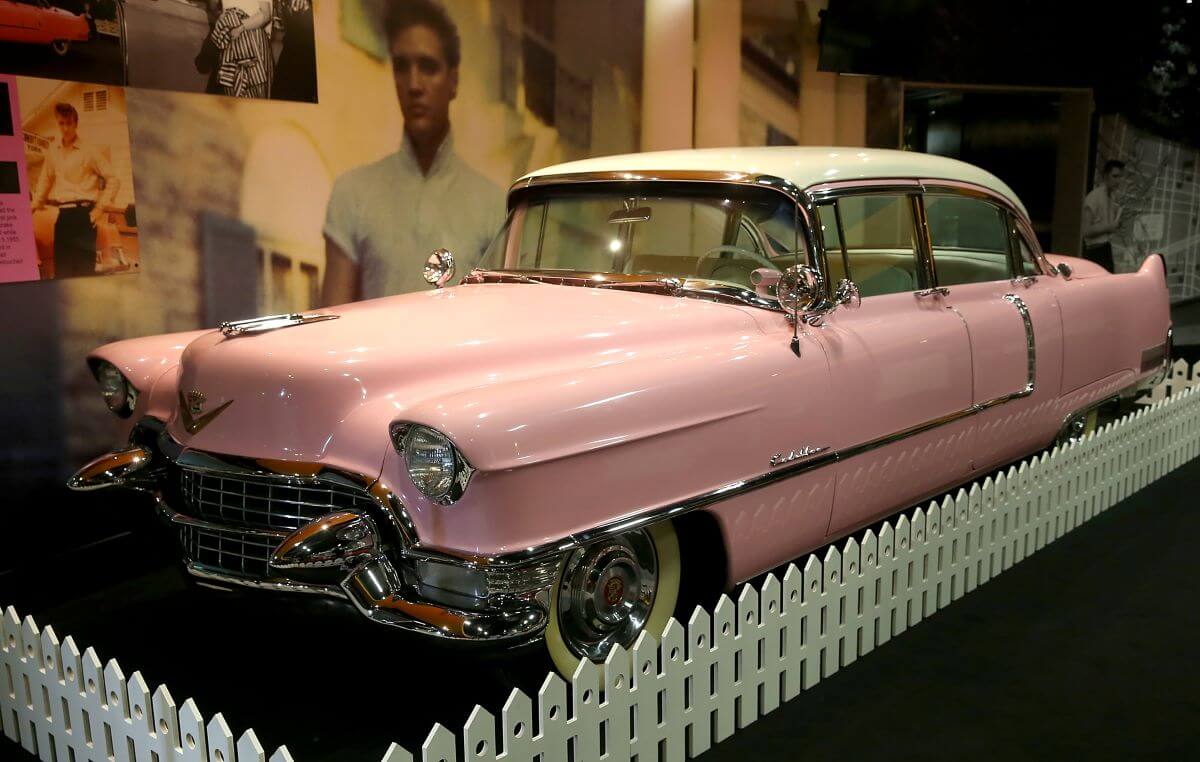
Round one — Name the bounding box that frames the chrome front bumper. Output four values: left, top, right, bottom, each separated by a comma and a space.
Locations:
69, 435, 561, 647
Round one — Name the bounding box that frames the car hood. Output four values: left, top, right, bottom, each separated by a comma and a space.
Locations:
169, 283, 766, 470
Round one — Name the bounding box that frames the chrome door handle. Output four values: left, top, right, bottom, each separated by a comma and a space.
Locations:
914, 287, 950, 298
1010, 275, 1036, 288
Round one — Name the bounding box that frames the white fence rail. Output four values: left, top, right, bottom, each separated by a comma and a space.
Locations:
5, 386, 1200, 762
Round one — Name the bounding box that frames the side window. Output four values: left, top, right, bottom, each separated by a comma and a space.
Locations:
1014, 227, 1041, 277
925, 195, 1011, 286
817, 194, 920, 298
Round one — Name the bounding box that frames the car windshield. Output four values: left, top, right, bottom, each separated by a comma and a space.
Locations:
474, 183, 808, 301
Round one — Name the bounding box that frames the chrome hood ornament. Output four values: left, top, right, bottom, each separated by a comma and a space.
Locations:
220, 312, 339, 337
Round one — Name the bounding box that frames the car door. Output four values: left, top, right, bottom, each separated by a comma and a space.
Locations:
921, 189, 1065, 470
0, 0, 39, 41
812, 187, 975, 538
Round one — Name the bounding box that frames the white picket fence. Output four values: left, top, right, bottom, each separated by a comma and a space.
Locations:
5, 384, 1200, 762
1137, 358, 1200, 404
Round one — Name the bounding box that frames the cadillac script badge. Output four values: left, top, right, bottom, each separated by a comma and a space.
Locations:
769, 445, 828, 468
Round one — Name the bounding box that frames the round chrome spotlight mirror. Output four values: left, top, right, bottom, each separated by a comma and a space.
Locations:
776, 265, 823, 316
834, 278, 861, 309
423, 248, 456, 288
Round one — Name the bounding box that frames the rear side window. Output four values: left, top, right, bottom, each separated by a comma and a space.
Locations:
925, 195, 1012, 286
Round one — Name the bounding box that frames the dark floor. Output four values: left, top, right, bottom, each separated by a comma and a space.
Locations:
0, 497, 551, 759
701, 456, 1200, 762
3, 432, 1199, 760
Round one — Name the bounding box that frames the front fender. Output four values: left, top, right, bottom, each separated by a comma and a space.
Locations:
89, 330, 212, 441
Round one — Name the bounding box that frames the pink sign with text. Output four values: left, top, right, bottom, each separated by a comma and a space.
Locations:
0, 74, 38, 283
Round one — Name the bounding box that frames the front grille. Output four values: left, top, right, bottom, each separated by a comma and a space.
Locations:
179, 524, 277, 579
178, 467, 377, 533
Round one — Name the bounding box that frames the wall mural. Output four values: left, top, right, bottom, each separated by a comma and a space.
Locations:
1094, 114, 1200, 302
0, 0, 645, 494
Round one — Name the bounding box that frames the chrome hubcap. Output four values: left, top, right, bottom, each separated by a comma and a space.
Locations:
1058, 411, 1090, 446
557, 530, 658, 661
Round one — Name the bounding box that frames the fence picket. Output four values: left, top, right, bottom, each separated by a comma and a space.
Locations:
421, 724, 457, 762
498, 689, 534, 761
463, 706, 498, 762
602, 645, 633, 761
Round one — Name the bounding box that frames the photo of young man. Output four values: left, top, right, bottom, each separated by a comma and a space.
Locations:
30, 101, 120, 279
321, 0, 504, 304
1082, 159, 1125, 272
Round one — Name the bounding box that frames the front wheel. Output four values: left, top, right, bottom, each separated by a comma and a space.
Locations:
50, 40, 71, 56
545, 522, 681, 678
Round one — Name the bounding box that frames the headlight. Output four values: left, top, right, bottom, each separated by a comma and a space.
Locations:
92, 360, 137, 418
391, 423, 473, 504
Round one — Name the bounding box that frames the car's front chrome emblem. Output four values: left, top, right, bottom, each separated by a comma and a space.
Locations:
186, 390, 206, 416
770, 445, 829, 468
179, 390, 233, 435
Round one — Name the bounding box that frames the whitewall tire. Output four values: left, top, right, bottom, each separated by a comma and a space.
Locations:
545, 521, 681, 678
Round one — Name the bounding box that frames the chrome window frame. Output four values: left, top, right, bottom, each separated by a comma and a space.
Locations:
510, 173, 1051, 306
805, 179, 1053, 299
505, 171, 818, 310
917, 182, 1055, 280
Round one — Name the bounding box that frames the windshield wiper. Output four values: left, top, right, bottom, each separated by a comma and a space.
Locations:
593, 277, 684, 296
464, 269, 548, 285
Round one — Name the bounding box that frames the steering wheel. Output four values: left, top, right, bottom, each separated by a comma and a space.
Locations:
694, 246, 778, 283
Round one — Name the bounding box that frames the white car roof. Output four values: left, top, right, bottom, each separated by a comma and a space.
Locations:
520, 146, 1027, 217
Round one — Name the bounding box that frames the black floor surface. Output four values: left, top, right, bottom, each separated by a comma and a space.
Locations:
701, 457, 1200, 761
3, 452, 1199, 760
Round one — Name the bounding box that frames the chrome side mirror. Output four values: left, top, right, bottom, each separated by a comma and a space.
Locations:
423, 248, 456, 288
1056, 262, 1072, 279
834, 278, 861, 309
776, 265, 823, 317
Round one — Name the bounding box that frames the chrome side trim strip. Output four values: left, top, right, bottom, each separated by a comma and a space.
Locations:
1002, 294, 1037, 396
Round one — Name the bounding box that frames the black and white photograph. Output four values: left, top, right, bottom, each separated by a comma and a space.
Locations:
123, 0, 317, 101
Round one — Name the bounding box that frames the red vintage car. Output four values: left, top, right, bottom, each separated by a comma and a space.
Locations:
0, 0, 90, 56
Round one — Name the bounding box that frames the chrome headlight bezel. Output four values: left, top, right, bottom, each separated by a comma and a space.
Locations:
90, 359, 137, 418
390, 423, 474, 505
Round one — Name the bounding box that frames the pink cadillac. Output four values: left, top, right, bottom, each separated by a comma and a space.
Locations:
71, 148, 1171, 675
